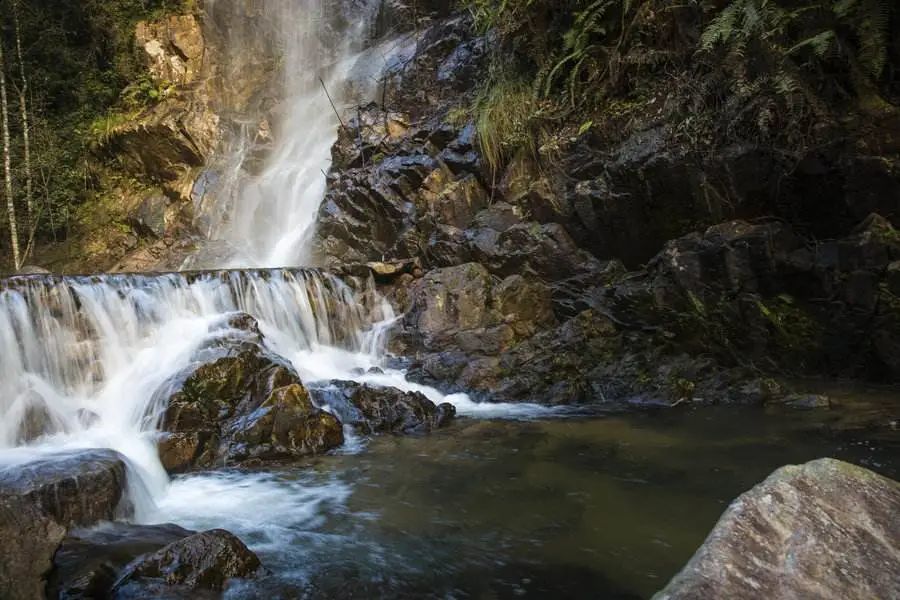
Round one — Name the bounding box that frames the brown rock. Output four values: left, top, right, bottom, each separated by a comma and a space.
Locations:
114, 529, 262, 592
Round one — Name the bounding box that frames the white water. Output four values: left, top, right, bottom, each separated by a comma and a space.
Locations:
0, 0, 555, 567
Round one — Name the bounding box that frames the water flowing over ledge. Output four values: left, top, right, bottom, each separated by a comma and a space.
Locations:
0, 267, 557, 517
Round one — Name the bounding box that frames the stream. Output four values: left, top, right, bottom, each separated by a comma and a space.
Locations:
156, 394, 898, 599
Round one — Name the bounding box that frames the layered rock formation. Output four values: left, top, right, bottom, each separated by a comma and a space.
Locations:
308, 7, 900, 406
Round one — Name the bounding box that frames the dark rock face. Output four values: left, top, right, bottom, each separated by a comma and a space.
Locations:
157, 314, 343, 471
114, 529, 263, 593
0, 450, 130, 600
647, 216, 900, 378
314, 381, 455, 434
308, 6, 900, 406
49, 522, 195, 599
655, 459, 900, 600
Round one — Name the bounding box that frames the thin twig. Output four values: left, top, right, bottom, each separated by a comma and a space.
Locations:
319, 77, 346, 129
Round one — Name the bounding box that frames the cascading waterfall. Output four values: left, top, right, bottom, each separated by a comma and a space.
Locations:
0, 270, 392, 514
0, 0, 548, 548
193, 0, 386, 268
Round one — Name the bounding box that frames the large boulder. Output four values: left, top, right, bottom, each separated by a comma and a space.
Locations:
655, 458, 900, 600
313, 381, 456, 434
157, 314, 344, 471
0, 450, 130, 600
113, 529, 263, 594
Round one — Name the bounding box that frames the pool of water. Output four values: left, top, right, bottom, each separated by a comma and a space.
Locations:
153, 393, 899, 599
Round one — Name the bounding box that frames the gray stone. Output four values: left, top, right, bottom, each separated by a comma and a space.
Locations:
0, 450, 130, 600
655, 458, 900, 600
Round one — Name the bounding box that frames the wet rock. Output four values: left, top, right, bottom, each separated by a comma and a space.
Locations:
158, 315, 343, 470
157, 432, 209, 474
49, 522, 196, 599
315, 381, 455, 434
466, 222, 604, 281
383, 14, 491, 117
0, 450, 130, 600
0, 450, 130, 527
223, 384, 344, 462
114, 529, 263, 593
655, 458, 900, 600
778, 393, 833, 409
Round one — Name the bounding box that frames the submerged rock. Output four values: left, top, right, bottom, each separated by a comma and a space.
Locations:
655, 458, 900, 600
114, 529, 263, 593
0, 450, 130, 600
315, 381, 456, 434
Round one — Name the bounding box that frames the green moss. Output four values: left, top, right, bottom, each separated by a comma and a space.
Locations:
754, 296, 822, 357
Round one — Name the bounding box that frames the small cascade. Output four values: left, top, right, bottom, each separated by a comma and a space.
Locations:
0, 270, 391, 468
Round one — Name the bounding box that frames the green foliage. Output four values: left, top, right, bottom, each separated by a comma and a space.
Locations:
698, 0, 896, 112
465, 0, 538, 34
539, 0, 617, 102
0, 0, 193, 258
473, 76, 546, 174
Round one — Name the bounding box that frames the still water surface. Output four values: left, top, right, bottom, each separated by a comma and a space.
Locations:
157, 394, 899, 599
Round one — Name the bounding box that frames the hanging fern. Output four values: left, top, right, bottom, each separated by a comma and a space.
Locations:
541, 0, 616, 101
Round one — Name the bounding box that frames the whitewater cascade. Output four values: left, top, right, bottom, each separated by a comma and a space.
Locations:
0, 0, 548, 531
192, 0, 387, 268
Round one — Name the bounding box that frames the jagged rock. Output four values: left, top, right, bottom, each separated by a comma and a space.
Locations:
49, 522, 196, 599
223, 384, 344, 462
0, 450, 130, 600
157, 314, 343, 470
655, 458, 900, 600
128, 194, 170, 238
314, 381, 455, 434
135, 15, 205, 86
114, 529, 263, 593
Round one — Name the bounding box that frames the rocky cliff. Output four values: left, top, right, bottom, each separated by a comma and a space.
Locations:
32, 1, 900, 407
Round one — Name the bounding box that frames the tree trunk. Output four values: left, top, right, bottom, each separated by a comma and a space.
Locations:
13, 0, 32, 226
0, 30, 22, 271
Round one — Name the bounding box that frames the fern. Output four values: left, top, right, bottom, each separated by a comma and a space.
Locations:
699, 0, 894, 121
543, 0, 616, 101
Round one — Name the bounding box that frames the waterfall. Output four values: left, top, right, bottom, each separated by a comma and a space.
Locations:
0, 270, 392, 513
0, 0, 548, 534
192, 0, 386, 268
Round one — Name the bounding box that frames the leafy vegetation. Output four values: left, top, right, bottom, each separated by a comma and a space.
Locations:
462, 0, 898, 173
0, 0, 192, 269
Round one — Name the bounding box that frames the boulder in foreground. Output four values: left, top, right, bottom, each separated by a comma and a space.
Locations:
655, 458, 900, 600
113, 529, 263, 593
0, 450, 129, 600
